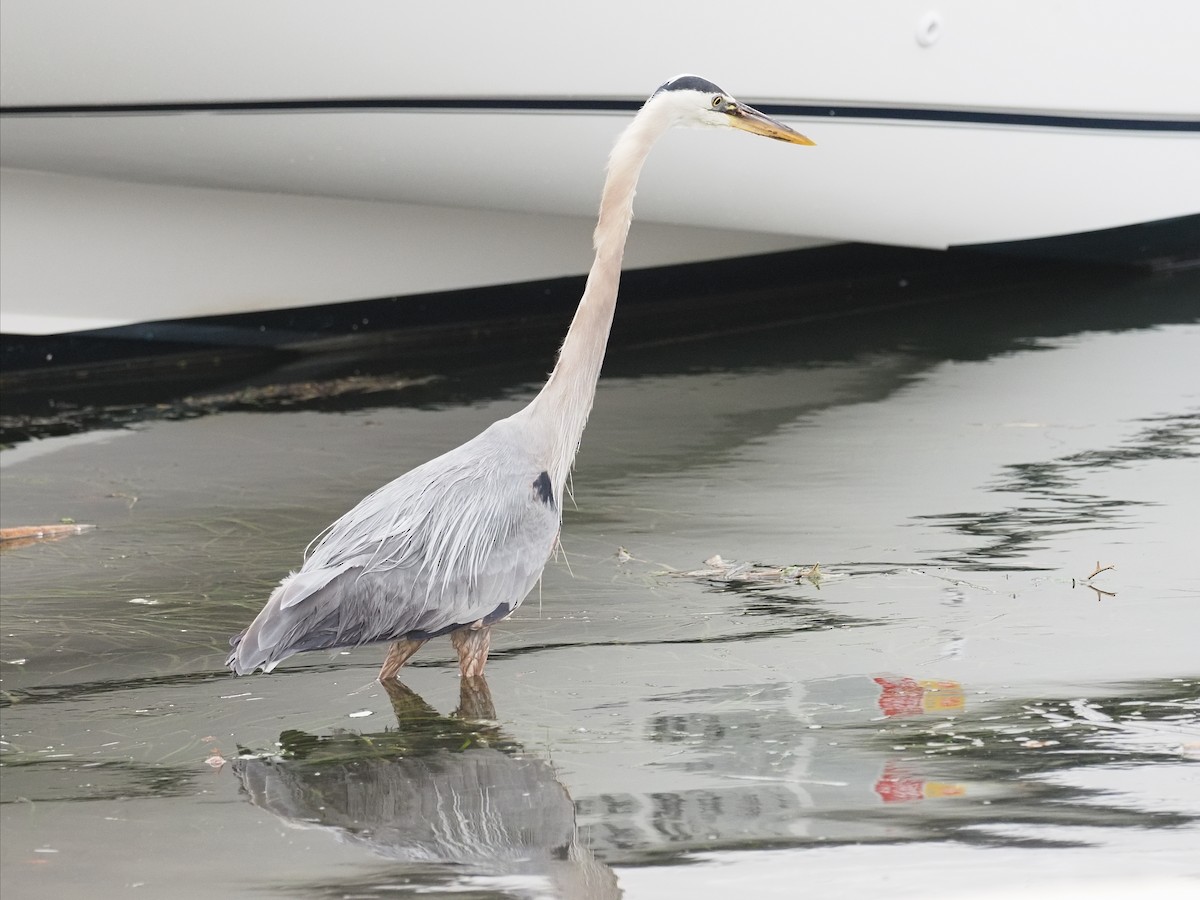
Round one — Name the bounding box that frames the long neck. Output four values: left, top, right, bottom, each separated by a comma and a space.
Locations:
522, 101, 673, 495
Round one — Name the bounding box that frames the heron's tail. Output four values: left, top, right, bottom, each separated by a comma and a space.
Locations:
226, 564, 354, 675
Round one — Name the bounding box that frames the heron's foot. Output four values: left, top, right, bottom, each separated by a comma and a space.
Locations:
378, 638, 426, 682
450, 623, 492, 678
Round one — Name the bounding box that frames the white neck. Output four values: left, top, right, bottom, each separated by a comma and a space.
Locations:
519, 99, 675, 497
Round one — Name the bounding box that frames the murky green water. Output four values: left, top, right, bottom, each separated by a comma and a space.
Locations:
2, 264, 1199, 899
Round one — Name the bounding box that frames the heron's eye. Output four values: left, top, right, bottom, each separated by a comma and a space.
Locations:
711, 95, 724, 108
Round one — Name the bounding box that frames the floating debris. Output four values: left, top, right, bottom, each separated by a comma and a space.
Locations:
674, 554, 827, 586
0, 523, 96, 549
1072, 559, 1118, 600
0, 520, 96, 549
188, 374, 437, 409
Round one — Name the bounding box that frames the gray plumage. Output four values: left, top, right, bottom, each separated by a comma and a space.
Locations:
229, 418, 558, 673
227, 75, 813, 679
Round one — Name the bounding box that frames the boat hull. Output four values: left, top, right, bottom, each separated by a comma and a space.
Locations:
1, 1, 1197, 338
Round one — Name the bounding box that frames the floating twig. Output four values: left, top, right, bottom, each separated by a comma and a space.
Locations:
1072, 560, 1117, 601
1083, 583, 1117, 602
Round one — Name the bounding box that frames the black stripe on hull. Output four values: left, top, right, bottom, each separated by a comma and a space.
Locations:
3, 97, 1197, 133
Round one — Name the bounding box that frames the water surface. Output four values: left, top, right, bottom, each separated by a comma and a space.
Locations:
2, 263, 1198, 899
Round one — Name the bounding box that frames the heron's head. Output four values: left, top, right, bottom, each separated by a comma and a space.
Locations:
651, 74, 814, 145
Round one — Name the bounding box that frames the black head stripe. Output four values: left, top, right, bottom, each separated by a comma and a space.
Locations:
654, 75, 727, 97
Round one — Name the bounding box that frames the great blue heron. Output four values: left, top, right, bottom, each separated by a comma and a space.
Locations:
227, 76, 813, 680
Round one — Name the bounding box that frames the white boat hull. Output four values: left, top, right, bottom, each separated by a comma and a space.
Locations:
2, 1, 1197, 337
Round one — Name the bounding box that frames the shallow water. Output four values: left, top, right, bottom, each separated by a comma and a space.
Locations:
2, 263, 1199, 899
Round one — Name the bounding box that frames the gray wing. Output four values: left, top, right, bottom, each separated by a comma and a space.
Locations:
228, 418, 559, 674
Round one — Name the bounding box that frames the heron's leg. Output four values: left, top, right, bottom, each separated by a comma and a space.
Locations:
378, 638, 425, 682
455, 675, 496, 720
450, 623, 492, 678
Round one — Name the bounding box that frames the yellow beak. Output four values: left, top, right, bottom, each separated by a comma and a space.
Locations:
727, 103, 815, 145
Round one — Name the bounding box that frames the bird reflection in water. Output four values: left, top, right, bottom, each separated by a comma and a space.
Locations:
233, 677, 619, 899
